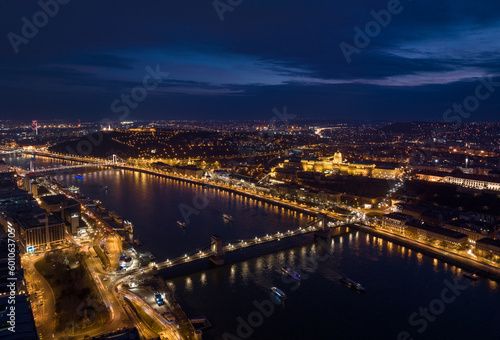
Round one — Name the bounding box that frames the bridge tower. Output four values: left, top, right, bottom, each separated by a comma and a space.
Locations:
314, 213, 330, 238
112, 154, 117, 165
209, 235, 225, 265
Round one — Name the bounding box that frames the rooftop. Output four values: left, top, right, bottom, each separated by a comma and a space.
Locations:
476, 237, 500, 248
449, 169, 500, 184
39, 194, 79, 207
407, 221, 468, 239
383, 212, 413, 221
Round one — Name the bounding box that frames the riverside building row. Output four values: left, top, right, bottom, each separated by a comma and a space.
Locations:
381, 211, 500, 259
0, 174, 81, 253
415, 168, 500, 192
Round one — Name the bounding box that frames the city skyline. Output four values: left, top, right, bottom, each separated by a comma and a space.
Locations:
1, 2, 500, 339
1, 1, 500, 122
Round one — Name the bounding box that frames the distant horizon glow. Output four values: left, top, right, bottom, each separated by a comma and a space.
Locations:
1, 1, 499, 122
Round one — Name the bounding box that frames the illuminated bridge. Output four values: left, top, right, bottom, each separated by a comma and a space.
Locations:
150, 214, 360, 271
12, 154, 126, 175
0, 148, 24, 154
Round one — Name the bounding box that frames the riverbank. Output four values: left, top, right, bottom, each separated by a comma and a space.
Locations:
17, 152, 500, 282
353, 223, 500, 282
17, 151, 320, 217
116, 164, 319, 217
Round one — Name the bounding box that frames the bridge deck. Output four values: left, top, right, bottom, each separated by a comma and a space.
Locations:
154, 220, 354, 270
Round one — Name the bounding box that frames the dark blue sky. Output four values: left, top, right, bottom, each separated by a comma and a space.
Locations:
1, 0, 499, 122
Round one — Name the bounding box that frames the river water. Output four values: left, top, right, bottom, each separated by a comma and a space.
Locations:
5, 154, 500, 340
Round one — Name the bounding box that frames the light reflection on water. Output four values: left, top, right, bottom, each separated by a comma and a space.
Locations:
200, 272, 207, 286
5, 155, 500, 340
167, 231, 499, 340
489, 280, 498, 291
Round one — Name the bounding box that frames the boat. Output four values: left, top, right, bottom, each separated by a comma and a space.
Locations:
94, 200, 106, 212
463, 271, 479, 281
281, 266, 301, 281
75, 174, 83, 179
271, 287, 286, 299
341, 277, 365, 292
124, 220, 134, 233
109, 211, 124, 225
177, 221, 187, 228
190, 316, 212, 330
102, 186, 108, 190
222, 214, 233, 222
142, 252, 156, 260
67, 186, 80, 193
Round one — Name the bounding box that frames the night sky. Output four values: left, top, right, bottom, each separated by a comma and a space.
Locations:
1, 0, 499, 122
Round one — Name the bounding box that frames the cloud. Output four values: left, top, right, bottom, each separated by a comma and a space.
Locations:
389, 22, 500, 64
0, 0, 499, 121
352, 68, 490, 87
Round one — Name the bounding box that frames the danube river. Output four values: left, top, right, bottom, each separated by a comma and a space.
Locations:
5, 155, 500, 339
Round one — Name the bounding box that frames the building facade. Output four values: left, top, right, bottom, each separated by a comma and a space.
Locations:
474, 238, 500, 260
444, 169, 500, 191
272, 154, 403, 181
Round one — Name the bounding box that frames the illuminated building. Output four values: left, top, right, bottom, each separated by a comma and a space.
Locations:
444, 169, 500, 192
271, 153, 402, 180
474, 238, 500, 260
1, 207, 65, 253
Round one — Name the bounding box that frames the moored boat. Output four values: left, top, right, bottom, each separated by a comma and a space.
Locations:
142, 252, 156, 260
271, 287, 286, 299
222, 214, 233, 222
94, 200, 106, 212
124, 220, 134, 233
281, 266, 301, 280
109, 211, 124, 224
341, 277, 365, 292
67, 185, 80, 193
463, 271, 479, 280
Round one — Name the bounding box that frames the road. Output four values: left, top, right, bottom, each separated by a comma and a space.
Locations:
120, 295, 159, 339
120, 290, 182, 340
72, 239, 134, 339
22, 254, 57, 339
